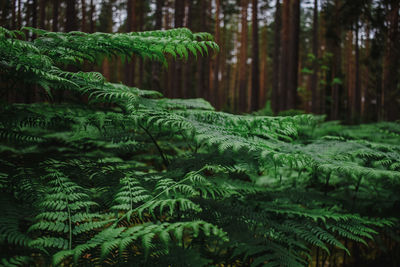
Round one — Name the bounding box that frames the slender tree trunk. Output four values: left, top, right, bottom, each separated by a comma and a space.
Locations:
311, 0, 319, 113
345, 30, 355, 120
272, 0, 281, 113
151, 0, 163, 92
89, 0, 94, 33
330, 0, 342, 120
238, 0, 249, 112
183, 0, 193, 98
125, 0, 137, 87
65, 0, 78, 32
11, 0, 16, 29
17, 0, 21, 28
52, 0, 59, 31
210, 0, 221, 107
251, 0, 260, 111
81, 0, 87, 32
278, 0, 290, 111
173, 0, 185, 97
354, 22, 361, 122
32, 0, 38, 31
196, 0, 210, 100
381, 0, 399, 121
39, 0, 46, 29
287, 0, 300, 110
259, 26, 268, 108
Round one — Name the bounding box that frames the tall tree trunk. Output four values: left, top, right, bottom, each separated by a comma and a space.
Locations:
238, 0, 248, 112
39, 0, 46, 29
311, 0, 319, 113
381, 0, 399, 121
32, 0, 38, 34
251, 0, 260, 111
183, 0, 195, 98
272, 0, 281, 113
287, 0, 300, 110
151, 0, 164, 92
196, 0, 210, 100
81, 0, 87, 32
65, 0, 78, 32
345, 30, 355, 120
329, 0, 342, 120
17, 0, 21, 28
173, 0, 185, 97
125, 0, 137, 87
259, 25, 268, 108
278, 0, 290, 111
11, 0, 16, 29
89, 0, 94, 33
52, 0, 59, 31
210, 0, 221, 107
354, 22, 361, 122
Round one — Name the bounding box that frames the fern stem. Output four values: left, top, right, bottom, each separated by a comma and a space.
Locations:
138, 123, 169, 167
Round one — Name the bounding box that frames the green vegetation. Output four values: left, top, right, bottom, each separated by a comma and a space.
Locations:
0, 27, 399, 266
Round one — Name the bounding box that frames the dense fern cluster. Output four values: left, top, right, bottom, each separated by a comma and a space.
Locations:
0, 27, 399, 266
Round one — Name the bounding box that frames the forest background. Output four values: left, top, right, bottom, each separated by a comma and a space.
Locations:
0, 0, 399, 122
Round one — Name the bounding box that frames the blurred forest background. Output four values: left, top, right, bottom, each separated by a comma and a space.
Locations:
0, 0, 399, 122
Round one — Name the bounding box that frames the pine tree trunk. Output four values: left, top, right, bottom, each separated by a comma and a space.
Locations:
287, 0, 300, 110
272, 0, 281, 113
311, 0, 319, 113
89, 0, 94, 33
173, 0, 185, 97
125, 0, 137, 87
381, 0, 399, 121
238, 0, 248, 112
11, 0, 16, 29
52, 0, 59, 31
278, 0, 290, 111
81, 0, 87, 32
210, 0, 221, 107
259, 26, 268, 109
330, 0, 342, 120
39, 0, 46, 29
251, 0, 259, 111
66, 0, 78, 32
354, 22, 361, 122
17, 0, 21, 28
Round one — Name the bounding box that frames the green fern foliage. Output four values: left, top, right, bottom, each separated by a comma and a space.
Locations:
0, 26, 399, 266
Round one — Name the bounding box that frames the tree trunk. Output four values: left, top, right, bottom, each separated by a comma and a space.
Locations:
238, 0, 249, 112
259, 25, 268, 109
329, 0, 342, 120
311, 0, 319, 113
89, 0, 94, 33
272, 0, 281, 113
287, 0, 300, 110
278, 0, 290, 111
381, 0, 400, 121
17, 0, 21, 28
354, 22, 361, 122
39, 0, 46, 29
65, 0, 78, 32
173, 0, 185, 97
251, 0, 259, 111
11, 0, 16, 29
210, 0, 221, 107
52, 0, 59, 31
151, 0, 164, 92
81, 0, 87, 32
183, 0, 195, 98
125, 0, 137, 87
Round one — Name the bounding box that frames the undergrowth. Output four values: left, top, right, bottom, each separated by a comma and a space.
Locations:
0, 26, 399, 266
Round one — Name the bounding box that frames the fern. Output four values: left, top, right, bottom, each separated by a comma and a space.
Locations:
0, 26, 399, 266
